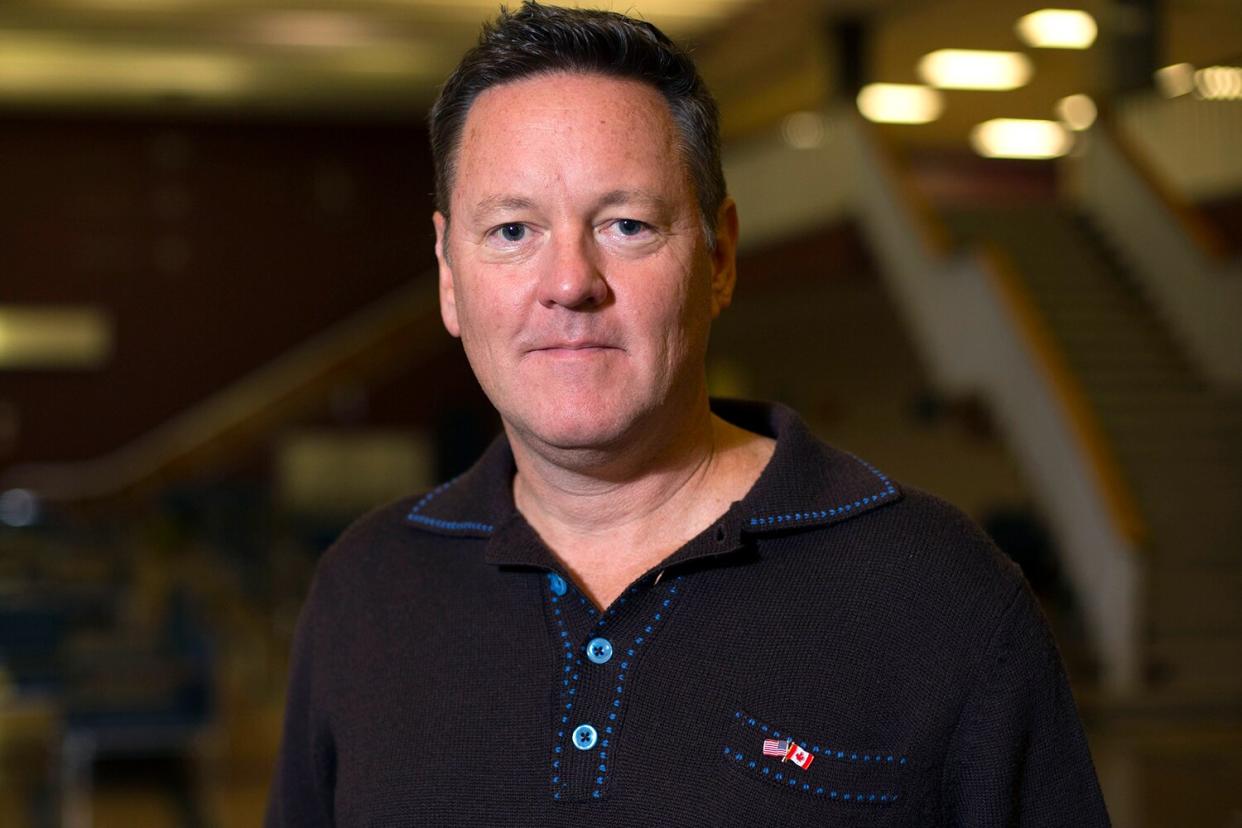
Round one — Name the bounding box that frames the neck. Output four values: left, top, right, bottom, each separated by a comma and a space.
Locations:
509, 396, 775, 609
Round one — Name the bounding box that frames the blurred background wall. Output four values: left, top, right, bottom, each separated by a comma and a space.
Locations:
0, 0, 1239, 825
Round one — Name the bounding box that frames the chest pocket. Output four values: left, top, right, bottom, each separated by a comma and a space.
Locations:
718, 708, 913, 819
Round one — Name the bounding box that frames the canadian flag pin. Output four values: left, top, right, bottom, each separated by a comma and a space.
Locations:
783, 740, 814, 770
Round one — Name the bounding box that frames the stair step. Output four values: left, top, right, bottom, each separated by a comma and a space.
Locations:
1054, 325, 1184, 344
1065, 354, 1192, 375
1114, 432, 1242, 452
1101, 409, 1242, 430
946, 205, 1242, 705
1134, 470, 1242, 494
1026, 283, 1138, 304
1041, 306, 1153, 325
1082, 376, 1204, 396
1105, 432, 1242, 454
1053, 332, 1186, 354
1147, 567, 1242, 634
1089, 389, 1238, 406
1117, 445, 1242, 468
1074, 368, 1198, 389
1141, 533, 1242, 565
1146, 637, 1242, 693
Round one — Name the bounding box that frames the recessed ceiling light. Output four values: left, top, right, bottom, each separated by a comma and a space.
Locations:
1154, 63, 1195, 98
1055, 94, 1097, 130
0, 306, 112, 369
856, 83, 944, 124
0, 34, 254, 99
970, 119, 1073, 159
1016, 9, 1098, 49
247, 12, 381, 49
1194, 66, 1242, 100
0, 489, 39, 528
780, 111, 828, 148
918, 50, 1033, 91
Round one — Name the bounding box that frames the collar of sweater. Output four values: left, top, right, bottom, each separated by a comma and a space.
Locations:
405, 399, 902, 572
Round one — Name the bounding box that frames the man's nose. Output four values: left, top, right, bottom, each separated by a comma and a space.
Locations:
537, 231, 608, 309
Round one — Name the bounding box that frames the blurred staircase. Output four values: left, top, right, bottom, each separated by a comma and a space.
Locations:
944, 204, 1242, 705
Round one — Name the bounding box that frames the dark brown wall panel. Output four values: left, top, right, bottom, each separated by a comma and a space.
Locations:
1, 116, 437, 467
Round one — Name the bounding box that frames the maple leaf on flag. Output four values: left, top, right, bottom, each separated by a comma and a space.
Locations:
784, 742, 814, 770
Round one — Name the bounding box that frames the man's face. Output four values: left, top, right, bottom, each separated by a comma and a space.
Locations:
434, 72, 737, 455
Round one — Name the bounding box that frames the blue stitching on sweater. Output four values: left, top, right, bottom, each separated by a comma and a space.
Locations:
585, 576, 683, 802
733, 710, 909, 768
548, 586, 582, 799
747, 455, 897, 529
405, 477, 494, 533
726, 746, 899, 804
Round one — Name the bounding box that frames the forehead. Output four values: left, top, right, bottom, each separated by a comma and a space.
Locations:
451, 72, 691, 208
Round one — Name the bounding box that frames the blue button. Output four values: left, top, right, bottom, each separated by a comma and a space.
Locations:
548, 573, 567, 596
586, 637, 613, 664
572, 724, 597, 750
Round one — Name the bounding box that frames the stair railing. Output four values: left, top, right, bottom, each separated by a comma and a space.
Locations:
834, 107, 1144, 694
1065, 108, 1242, 388
2, 277, 443, 503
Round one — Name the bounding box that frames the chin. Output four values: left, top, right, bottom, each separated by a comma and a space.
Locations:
509, 394, 647, 454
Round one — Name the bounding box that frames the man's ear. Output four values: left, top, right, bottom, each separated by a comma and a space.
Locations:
433, 211, 461, 338
709, 197, 739, 318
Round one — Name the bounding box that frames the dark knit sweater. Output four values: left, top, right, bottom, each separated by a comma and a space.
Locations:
267, 400, 1109, 826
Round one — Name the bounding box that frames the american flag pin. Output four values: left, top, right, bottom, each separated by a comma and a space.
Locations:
762, 738, 789, 758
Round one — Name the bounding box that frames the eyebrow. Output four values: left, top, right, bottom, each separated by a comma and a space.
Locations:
596, 189, 673, 214
468, 189, 673, 223
469, 195, 536, 223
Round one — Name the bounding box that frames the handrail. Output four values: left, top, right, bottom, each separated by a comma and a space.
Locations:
2, 275, 445, 504
838, 105, 1142, 691
974, 242, 1147, 545
1067, 113, 1242, 388
1096, 108, 1231, 265
856, 115, 1144, 546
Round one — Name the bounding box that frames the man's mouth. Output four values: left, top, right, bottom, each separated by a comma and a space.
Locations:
530, 340, 618, 352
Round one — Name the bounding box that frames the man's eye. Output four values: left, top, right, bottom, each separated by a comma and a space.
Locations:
497, 223, 526, 242
615, 219, 647, 236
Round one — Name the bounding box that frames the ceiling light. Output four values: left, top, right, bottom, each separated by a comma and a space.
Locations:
1016, 9, 1098, 49
1055, 94, 1097, 130
1194, 66, 1242, 100
0, 306, 112, 369
247, 12, 380, 49
918, 50, 1033, 91
0, 35, 254, 100
780, 111, 828, 148
0, 489, 39, 528
1154, 63, 1195, 98
856, 83, 944, 124
970, 119, 1072, 159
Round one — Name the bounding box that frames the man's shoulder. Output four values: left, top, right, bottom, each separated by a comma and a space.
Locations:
312, 489, 486, 589
814, 474, 1029, 629
755, 429, 1025, 615
876, 482, 1022, 587
719, 400, 1027, 614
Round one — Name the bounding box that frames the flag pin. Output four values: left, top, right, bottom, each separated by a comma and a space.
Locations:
762, 736, 814, 770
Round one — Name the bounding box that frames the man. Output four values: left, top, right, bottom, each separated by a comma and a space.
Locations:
268, 3, 1110, 825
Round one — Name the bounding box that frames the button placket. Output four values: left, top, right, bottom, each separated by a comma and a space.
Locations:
544, 573, 685, 803
545, 571, 589, 800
